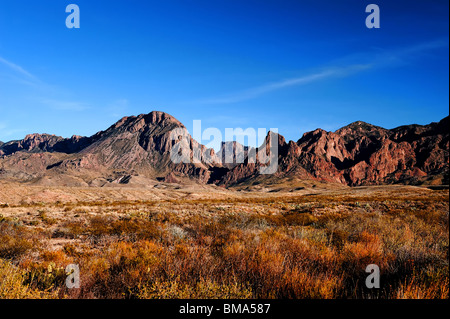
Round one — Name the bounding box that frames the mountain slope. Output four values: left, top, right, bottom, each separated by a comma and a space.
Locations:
221, 116, 448, 186
0, 112, 448, 187
0, 111, 221, 185
0, 134, 91, 156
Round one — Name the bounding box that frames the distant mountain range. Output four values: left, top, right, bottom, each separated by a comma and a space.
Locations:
0, 111, 448, 187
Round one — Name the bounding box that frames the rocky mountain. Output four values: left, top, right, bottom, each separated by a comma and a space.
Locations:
0, 134, 91, 157
216, 141, 249, 169
222, 116, 449, 186
0, 111, 448, 187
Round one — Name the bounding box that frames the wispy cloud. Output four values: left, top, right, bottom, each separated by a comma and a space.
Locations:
0, 55, 42, 86
0, 55, 93, 113
41, 99, 90, 111
197, 38, 448, 105
0, 56, 35, 79
198, 64, 370, 104
368, 37, 448, 68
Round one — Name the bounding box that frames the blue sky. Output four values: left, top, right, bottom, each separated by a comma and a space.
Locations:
0, 0, 448, 148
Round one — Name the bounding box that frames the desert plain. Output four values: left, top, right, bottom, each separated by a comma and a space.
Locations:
0, 180, 448, 299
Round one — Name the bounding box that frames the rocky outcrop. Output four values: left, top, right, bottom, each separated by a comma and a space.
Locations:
0, 133, 92, 156
162, 172, 180, 183
333, 117, 449, 185
216, 141, 248, 168
219, 131, 289, 185
216, 117, 448, 186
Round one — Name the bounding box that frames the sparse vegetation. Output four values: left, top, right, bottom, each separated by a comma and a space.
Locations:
0, 185, 448, 299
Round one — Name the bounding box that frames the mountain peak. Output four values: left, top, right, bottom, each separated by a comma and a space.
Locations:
264, 130, 287, 148
141, 111, 183, 125
337, 120, 381, 131
111, 111, 184, 133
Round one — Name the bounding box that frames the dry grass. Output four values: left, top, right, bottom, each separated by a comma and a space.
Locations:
0, 184, 448, 299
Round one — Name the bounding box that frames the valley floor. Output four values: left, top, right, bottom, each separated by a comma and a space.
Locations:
0, 182, 448, 299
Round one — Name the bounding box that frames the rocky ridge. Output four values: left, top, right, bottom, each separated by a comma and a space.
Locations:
0, 111, 448, 187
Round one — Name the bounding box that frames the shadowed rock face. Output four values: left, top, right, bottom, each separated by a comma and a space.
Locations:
0, 134, 92, 156
217, 117, 448, 186
216, 141, 248, 168
0, 111, 448, 187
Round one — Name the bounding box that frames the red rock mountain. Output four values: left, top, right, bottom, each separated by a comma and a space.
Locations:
222, 117, 449, 186
0, 111, 448, 187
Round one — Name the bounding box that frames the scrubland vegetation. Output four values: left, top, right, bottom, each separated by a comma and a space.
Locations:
0, 186, 448, 299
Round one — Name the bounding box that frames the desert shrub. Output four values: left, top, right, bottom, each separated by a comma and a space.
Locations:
0, 259, 56, 299
0, 222, 37, 260
88, 215, 114, 237
76, 240, 164, 298
264, 211, 318, 226
23, 261, 68, 293
111, 218, 160, 240
283, 212, 318, 226
85, 216, 161, 241
218, 229, 343, 298
72, 208, 87, 214
137, 277, 252, 299
38, 211, 57, 225
411, 209, 447, 225
166, 225, 188, 243
52, 220, 86, 239
63, 244, 84, 258
394, 268, 449, 299
328, 229, 350, 250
